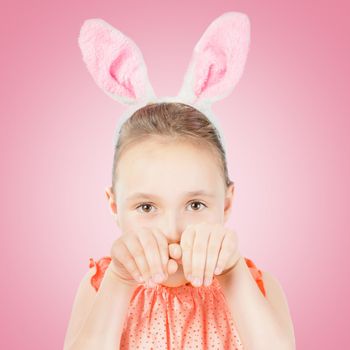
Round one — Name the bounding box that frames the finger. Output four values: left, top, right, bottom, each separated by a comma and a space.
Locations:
167, 258, 179, 275
123, 234, 153, 285
190, 223, 211, 287
214, 229, 238, 275
169, 243, 182, 260
110, 239, 144, 284
203, 225, 225, 286
152, 228, 170, 278
180, 224, 196, 282
138, 228, 167, 284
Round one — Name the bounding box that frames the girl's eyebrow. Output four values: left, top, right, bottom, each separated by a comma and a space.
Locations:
126, 190, 216, 202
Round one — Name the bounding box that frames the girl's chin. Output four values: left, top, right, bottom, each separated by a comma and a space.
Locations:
160, 265, 191, 287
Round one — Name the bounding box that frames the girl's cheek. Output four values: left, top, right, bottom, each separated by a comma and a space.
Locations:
121, 214, 151, 233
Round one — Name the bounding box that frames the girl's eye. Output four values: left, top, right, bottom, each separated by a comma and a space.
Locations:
187, 201, 207, 211
136, 203, 155, 213
135, 201, 207, 214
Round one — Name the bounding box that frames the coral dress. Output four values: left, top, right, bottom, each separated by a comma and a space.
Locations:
88, 256, 266, 350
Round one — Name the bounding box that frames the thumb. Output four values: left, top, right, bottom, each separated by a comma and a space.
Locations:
167, 258, 179, 275
168, 243, 182, 260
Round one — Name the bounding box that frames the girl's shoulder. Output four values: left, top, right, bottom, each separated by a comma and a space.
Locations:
88, 255, 266, 296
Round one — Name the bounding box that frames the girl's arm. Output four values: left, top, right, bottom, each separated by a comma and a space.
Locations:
64, 264, 135, 350
217, 257, 295, 350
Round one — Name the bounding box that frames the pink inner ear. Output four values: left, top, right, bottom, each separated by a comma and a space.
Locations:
109, 47, 136, 99
79, 18, 153, 103
194, 44, 227, 98
178, 12, 251, 104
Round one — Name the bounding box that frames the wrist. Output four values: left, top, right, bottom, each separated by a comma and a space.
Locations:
221, 254, 243, 275
215, 253, 243, 284
105, 264, 138, 290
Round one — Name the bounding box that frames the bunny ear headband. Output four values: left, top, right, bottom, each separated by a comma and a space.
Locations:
78, 11, 251, 151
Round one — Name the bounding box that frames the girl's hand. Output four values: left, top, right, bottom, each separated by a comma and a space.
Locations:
168, 243, 182, 269
109, 227, 174, 288
180, 222, 242, 287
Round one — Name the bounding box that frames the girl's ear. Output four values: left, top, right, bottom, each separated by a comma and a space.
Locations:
105, 186, 117, 216
176, 12, 251, 108
78, 18, 156, 105
224, 182, 235, 223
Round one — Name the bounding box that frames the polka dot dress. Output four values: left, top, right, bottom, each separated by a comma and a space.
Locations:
88, 256, 266, 349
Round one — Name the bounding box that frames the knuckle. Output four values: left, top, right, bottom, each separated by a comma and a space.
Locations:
227, 238, 236, 250
122, 234, 134, 247
156, 234, 168, 249
111, 237, 123, 250
124, 259, 137, 273
181, 240, 192, 252
227, 228, 237, 241
150, 264, 162, 276
137, 226, 152, 237
186, 223, 196, 230
140, 233, 155, 248
204, 271, 213, 279
153, 227, 165, 237
213, 222, 221, 229
207, 245, 219, 256
194, 241, 206, 252
153, 258, 164, 275
143, 240, 154, 251
137, 262, 149, 277
132, 244, 145, 259
111, 242, 127, 262
205, 260, 216, 274
133, 259, 149, 275
146, 257, 159, 273
191, 262, 203, 274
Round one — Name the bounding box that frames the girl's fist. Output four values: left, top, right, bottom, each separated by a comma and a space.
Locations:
109, 227, 178, 287
111, 227, 181, 287
180, 222, 241, 287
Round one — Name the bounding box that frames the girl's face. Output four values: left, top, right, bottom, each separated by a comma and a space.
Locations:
106, 138, 234, 286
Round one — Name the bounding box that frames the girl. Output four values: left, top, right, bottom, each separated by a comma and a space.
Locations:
64, 12, 295, 350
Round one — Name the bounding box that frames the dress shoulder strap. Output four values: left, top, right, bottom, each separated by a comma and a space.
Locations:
244, 257, 266, 297
88, 256, 112, 292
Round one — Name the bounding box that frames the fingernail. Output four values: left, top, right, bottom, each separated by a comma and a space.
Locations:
192, 277, 202, 287
146, 278, 157, 288
152, 273, 164, 283
136, 275, 144, 283
214, 267, 222, 275
204, 277, 212, 286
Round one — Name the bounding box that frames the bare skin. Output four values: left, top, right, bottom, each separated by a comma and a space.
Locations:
105, 137, 234, 288
64, 137, 295, 349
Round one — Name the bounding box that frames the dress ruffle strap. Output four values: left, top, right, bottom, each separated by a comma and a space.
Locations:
244, 257, 266, 297
88, 256, 112, 292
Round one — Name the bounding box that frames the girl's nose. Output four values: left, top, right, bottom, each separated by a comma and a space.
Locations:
160, 217, 183, 244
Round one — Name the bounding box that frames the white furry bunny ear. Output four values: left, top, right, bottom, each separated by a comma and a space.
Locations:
78, 18, 156, 105
176, 12, 251, 108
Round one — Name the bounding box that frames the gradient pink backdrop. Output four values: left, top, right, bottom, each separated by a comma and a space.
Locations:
1, 0, 349, 348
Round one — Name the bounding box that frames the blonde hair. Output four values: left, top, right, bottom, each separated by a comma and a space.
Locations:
111, 102, 234, 192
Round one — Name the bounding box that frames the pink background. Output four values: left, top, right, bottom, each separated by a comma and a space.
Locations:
1, 0, 349, 348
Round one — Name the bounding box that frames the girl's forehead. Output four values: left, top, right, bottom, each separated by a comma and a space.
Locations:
125, 189, 217, 203
127, 137, 208, 154
120, 138, 217, 165
116, 140, 224, 194
120, 142, 219, 177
